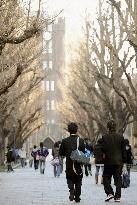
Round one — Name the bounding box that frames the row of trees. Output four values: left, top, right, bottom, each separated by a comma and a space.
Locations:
60, 0, 137, 146
0, 0, 58, 163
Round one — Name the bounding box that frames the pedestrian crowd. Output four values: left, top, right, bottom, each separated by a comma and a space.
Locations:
6, 145, 27, 172
5, 120, 134, 203
59, 121, 133, 203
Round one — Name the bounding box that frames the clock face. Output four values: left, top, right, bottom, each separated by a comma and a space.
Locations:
43, 31, 52, 40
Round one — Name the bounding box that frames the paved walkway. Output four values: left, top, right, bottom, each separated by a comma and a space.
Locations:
0, 161, 137, 205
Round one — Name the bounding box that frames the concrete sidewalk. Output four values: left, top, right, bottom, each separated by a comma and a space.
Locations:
0, 161, 137, 205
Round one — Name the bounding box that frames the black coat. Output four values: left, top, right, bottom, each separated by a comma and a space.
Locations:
125, 145, 133, 164
101, 131, 127, 165
6, 149, 14, 163
59, 135, 85, 176
31, 148, 38, 159
94, 143, 104, 164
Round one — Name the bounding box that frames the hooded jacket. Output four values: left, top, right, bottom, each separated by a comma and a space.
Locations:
19, 148, 26, 159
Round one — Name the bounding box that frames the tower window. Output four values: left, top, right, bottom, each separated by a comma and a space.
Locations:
51, 81, 55, 91
49, 61, 52, 69
46, 81, 50, 91
46, 100, 50, 110
51, 100, 55, 110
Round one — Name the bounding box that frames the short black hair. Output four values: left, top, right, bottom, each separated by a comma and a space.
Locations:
40, 142, 43, 147
34, 145, 37, 149
54, 142, 59, 148
97, 138, 103, 144
124, 139, 129, 145
107, 120, 116, 131
68, 122, 78, 134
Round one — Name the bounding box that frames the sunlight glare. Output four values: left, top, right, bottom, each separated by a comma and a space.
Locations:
30, 0, 99, 41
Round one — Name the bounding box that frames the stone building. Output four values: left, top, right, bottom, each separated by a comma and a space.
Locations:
26, 18, 65, 152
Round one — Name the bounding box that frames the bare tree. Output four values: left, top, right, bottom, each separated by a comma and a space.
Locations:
61, 1, 133, 145
0, 0, 63, 163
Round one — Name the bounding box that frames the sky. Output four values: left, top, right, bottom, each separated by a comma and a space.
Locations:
23, 0, 136, 75
29, 0, 99, 42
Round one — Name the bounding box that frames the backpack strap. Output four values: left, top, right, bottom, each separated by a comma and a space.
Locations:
72, 137, 83, 175
77, 137, 79, 150
72, 162, 83, 175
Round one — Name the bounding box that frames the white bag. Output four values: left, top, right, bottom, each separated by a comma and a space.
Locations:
51, 157, 60, 166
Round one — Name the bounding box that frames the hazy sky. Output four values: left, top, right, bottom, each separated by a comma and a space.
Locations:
30, 0, 99, 42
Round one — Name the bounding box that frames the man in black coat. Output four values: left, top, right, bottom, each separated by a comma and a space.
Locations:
59, 122, 85, 203
101, 120, 127, 202
6, 146, 14, 172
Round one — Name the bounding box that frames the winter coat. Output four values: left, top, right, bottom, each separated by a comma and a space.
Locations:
52, 147, 60, 158
19, 148, 26, 159
52, 147, 62, 165
15, 149, 19, 158
38, 146, 49, 157
101, 131, 127, 165
6, 149, 14, 163
125, 145, 133, 164
59, 135, 85, 176
31, 148, 39, 159
94, 143, 104, 164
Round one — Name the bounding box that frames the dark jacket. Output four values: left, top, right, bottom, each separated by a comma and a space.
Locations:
101, 132, 127, 165
125, 145, 133, 164
6, 149, 14, 163
38, 147, 49, 157
94, 143, 104, 164
31, 148, 38, 159
52, 147, 60, 157
59, 135, 85, 175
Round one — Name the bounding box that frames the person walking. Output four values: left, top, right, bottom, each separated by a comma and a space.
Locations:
15, 147, 19, 164
6, 146, 14, 172
58, 141, 64, 173
19, 146, 26, 168
93, 138, 104, 184
59, 122, 85, 203
84, 138, 93, 176
52, 141, 61, 177
31, 145, 39, 170
124, 139, 133, 179
101, 120, 127, 202
38, 142, 49, 174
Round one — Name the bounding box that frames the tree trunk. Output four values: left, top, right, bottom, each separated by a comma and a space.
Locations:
132, 121, 137, 158
0, 124, 5, 165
